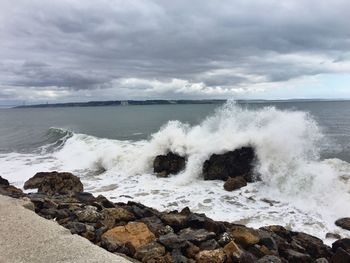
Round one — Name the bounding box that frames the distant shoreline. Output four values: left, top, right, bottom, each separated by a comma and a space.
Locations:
12, 98, 350, 109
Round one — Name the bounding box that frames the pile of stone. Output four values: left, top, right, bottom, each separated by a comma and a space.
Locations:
1, 172, 349, 262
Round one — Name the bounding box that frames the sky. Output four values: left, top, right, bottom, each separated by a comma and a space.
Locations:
1, 0, 350, 104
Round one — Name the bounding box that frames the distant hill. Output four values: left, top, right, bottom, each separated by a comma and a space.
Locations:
15, 99, 227, 108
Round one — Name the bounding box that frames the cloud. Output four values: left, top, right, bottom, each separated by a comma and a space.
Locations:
0, 0, 350, 102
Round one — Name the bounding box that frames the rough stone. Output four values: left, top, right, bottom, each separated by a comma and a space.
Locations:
24, 171, 83, 195
195, 249, 226, 263
332, 238, 350, 253
258, 255, 282, 263
281, 249, 312, 263
202, 147, 255, 181
230, 226, 260, 248
335, 218, 350, 231
134, 242, 166, 262
102, 207, 135, 228
161, 212, 188, 230
76, 205, 102, 223
292, 232, 332, 259
330, 247, 350, 263
101, 222, 155, 253
223, 176, 247, 191
178, 228, 216, 244
158, 233, 186, 249
153, 152, 186, 176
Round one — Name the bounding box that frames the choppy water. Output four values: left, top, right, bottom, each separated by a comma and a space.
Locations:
1, 100, 350, 244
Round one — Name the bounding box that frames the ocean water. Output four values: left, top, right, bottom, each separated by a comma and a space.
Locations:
0, 101, 350, 244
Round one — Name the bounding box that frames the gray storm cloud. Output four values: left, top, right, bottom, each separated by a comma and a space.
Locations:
0, 0, 350, 102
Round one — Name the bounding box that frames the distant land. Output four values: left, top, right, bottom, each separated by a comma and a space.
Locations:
15, 99, 226, 108
12, 98, 350, 108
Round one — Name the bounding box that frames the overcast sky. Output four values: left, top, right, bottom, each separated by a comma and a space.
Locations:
1, 0, 350, 104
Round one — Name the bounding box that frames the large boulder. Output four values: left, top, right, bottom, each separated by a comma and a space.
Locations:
203, 147, 256, 181
101, 222, 156, 254
153, 152, 186, 177
24, 171, 83, 195
335, 218, 350, 231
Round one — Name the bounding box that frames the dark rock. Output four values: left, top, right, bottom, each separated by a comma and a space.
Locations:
332, 238, 350, 253
187, 213, 226, 233
0, 184, 25, 198
178, 228, 216, 244
158, 233, 186, 249
281, 249, 312, 263
127, 201, 160, 218
95, 195, 116, 208
199, 239, 220, 250
171, 249, 189, 263
258, 255, 282, 263
218, 232, 234, 246
260, 225, 293, 241
75, 192, 96, 204
238, 251, 257, 263
315, 258, 329, 263
330, 247, 350, 263
292, 232, 332, 259
65, 221, 87, 234
185, 242, 200, 258
0, 176, 9, 185
161, 212, 188, 231
260, 236, 278, 251
24, 171, 83, 195
326, 233, 341, 239
140, 216, 173, 237
134, 242, 166, 262
223, 176, 247, 191
202, 147, 255, 181
153, 152, 186, 177
335, 218, 350, 231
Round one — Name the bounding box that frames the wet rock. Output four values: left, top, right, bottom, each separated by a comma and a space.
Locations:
171, 248, 189, 263
202, 147, 255, 181
140, 216, 173, 237
75, 192, 96, 204
195, 249, 226, 263
65, 221, 87, 234
0, 176, 9, 185
335, 218, 350, 231
185, 242, 200, 258
153, 152, 186, 177
281, 249, 312, 263
159, 233, 186, 249
161, 212, 188, 231
330, 247, 350, 263
199, 239, 220, 250
260, 225, 293, 241
24, 171, 83, 195
76, 205, 102, 223
187, 213, 226, 233
230, 226, 260, 248
178, 228, 216, 244
259, 236, 278, 251
101, 222, 155, 254
237, 251, 257, 263
95, 195, 116, 208
292, 232, 332, 259
134, 242, 166, 262
102, 207, 135, 228
326, 233, 341, 239
258, 255, 282, 263
0, 184, 25, 198
332, 238, 350, 253
223, 176, 247, 191
218, 232, 234, 246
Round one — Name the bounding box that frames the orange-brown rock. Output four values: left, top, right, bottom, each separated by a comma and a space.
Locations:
101, 222, 156, 253
230, 226, 260, 248
224, 241, 242, 258
196, 249, 226, 263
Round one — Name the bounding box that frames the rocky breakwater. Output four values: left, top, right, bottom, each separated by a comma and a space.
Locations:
1, 172, 350, 262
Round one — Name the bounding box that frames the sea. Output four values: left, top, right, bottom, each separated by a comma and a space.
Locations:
1, 100, 349, 244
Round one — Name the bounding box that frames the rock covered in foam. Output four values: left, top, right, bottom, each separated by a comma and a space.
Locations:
24, 171, 83, 195
153, 152, 186, 177
202, 146, 256, 182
